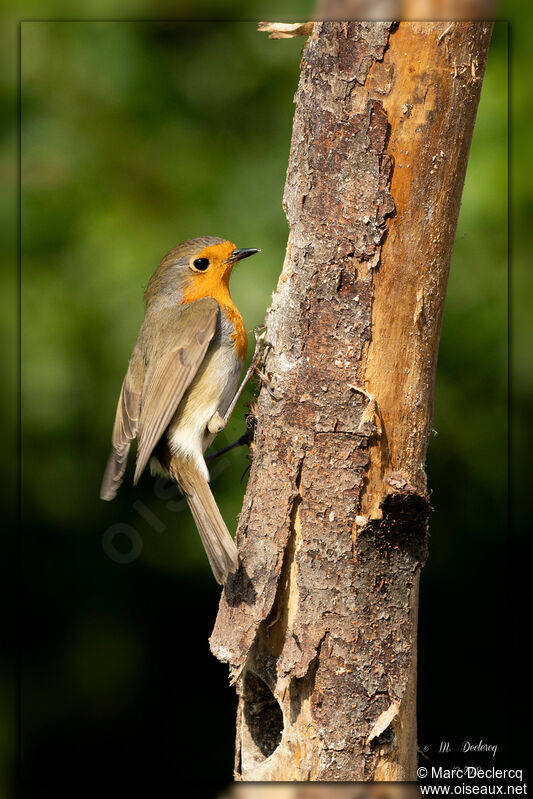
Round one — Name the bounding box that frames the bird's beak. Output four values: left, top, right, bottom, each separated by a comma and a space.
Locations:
225, 248, 260, 264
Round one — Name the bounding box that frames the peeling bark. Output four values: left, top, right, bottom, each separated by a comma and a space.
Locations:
210, 21, 493, 781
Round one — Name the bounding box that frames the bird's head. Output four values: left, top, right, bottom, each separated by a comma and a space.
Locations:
144, 236, 260, 308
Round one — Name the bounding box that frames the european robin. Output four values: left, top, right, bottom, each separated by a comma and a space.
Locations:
100, 236, 261, 584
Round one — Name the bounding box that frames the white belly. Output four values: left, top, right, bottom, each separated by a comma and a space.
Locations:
165, 343, 243, 480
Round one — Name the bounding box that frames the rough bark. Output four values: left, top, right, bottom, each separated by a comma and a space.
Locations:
210, 21, 493, 781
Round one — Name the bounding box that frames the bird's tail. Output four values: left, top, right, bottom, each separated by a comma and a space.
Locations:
170, 458, 239, 585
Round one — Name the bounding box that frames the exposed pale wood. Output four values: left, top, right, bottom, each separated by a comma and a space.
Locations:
257, 22, 314, 39
211, 21, 493, 781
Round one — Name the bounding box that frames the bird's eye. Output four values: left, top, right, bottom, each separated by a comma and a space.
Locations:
192, 258, 210, 271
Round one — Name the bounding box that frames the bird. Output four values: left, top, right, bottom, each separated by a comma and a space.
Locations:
100, 236, 261, 584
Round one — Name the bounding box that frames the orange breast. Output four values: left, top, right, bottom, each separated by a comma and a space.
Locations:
223, 303, 248, 363
181, 270, 248, 364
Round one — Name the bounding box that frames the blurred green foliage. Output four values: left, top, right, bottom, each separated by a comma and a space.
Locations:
5, 15, 516, 797
21, 19, 305, 558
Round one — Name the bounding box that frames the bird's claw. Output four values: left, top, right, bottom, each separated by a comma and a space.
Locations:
253, 324, 267, 342
254, 367, 278, 401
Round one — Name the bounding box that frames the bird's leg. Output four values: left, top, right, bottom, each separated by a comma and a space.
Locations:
207, 325, 269, 435
205, 431, 253, 462
253, 362, 277, 400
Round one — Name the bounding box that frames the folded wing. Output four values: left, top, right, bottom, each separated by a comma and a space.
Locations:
134, 297, 219, 485
100, 364, 143, 500
100, 296, 219, 499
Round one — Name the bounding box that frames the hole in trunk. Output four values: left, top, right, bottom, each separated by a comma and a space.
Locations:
241, 670, 283, 765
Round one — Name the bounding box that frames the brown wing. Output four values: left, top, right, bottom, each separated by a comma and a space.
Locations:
133, 297, 219, 485
100, 351, 144, 501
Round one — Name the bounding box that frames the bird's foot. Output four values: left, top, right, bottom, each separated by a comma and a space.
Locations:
254, 366, 278, 400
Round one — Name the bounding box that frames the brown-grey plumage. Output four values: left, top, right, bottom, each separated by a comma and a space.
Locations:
169, 459, 237, 585
100, 297, 219, 499
134, 298, 219, 485
100, 236, 259, 584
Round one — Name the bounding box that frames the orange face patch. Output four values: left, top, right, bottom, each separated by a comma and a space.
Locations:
192, 240, 237, 271
181, 240, 248, 363
183, 241, 237, 296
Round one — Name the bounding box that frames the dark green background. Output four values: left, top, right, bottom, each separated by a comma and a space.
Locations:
5, 13, 521, 797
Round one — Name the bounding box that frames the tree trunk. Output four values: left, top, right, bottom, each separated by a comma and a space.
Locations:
210, 21, 493, 782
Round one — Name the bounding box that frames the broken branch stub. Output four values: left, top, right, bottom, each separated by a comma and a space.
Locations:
210, 21, 493, 781
257, 22, 314, 40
